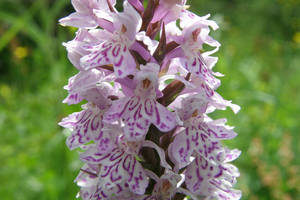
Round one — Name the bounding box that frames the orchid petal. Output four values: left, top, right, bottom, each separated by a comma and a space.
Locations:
168, 128, 194, 169
185, 156, 241, 200
59, 13, 98, 28
62, 93, 84, 105
81, 146, 149, 195
104, 97, 131, 122
169, 124, 239, 169
179, 54, 221, 89
81, 41, 136, 78
59, 105, 104, 150
123, 117, 151, 141
128, 0, 145, 13
210, 92, 241, 114
201, 121, 238, 140
152, 102, 177, 132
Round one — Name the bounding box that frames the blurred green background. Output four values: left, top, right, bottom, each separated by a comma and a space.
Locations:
0, 0, 299, 199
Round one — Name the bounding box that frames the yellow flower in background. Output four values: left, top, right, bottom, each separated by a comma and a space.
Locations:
0, 84, 11, 99
293, 32, 300, 44
14, 46, 28, 59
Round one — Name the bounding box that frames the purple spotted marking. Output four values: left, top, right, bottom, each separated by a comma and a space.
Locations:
112, 44, 121, 57
110, 167, 122, 182
144, 99, 153, 116
128, 96, 140, 111
192, 132, 199, 144
192, 58, 197, 66
110, 149, 125, 161
114, 55, 124, 67
133, 104, 142, 120
214, 165, 223, 178
122, 154, 132, 171
61, 107, 105, 150
186, 138, 190, 151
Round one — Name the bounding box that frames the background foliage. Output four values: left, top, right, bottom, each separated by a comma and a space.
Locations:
0, 0, 299, 199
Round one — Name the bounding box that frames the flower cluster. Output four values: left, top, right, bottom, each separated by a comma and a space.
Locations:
59, 0, 241, 199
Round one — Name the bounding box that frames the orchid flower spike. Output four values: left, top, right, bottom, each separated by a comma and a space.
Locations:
59, 1, 241, 199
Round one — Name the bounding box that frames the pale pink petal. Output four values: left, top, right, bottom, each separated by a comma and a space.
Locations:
69, 69, 104, 94
111, 1, 142, 40
75, 164, 98, 188
59, 105, 104, 150
80, 41, 114, 70
152, 102, 177, 132
202, 54, 219, 70
74, 164, 100, 200
178, 94, 210, 120
185, 157, 241, 200
59, 13, 98, 28
165, 21, 183, 43
151, 4, 169, 23
63, 69, 113, 107
128, 0, 144, 13
210, 92, 241, 114
115, 77, 136, 97
169, 123, 238, 169
63, 29, 103, 71
71, 0, 89, 13
104, 97, 131, 122
185, 156, 241, 200
82, 88, 111, 109
94, 126, 119, 154
120, 97, 153, 140
80, 145, 120, 165
223, 148, 241, 163
81, 146, 149, 195
123, 117, 151, 141
152, 1, 186, 24
63, 40, 89, 70
180, 11, 218, 30
105, 97, 152, 141
168, 128, 195, 169
81, 41, 136, 78
202, 120, 238, 140
125, 155, 149, 194
179, 55, 221, 89
93, 181, 138, 200
62, 93, 84, 105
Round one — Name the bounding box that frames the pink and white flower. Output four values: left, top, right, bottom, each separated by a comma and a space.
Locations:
164, 16, 221, 89
152, 0, 187, 24
59, 1, 242, 199
104, 63, 177, 141
80, 1, 142, 78
185, 156, 242, 200
80, 131, 171, 198
59, 0, 116, 29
